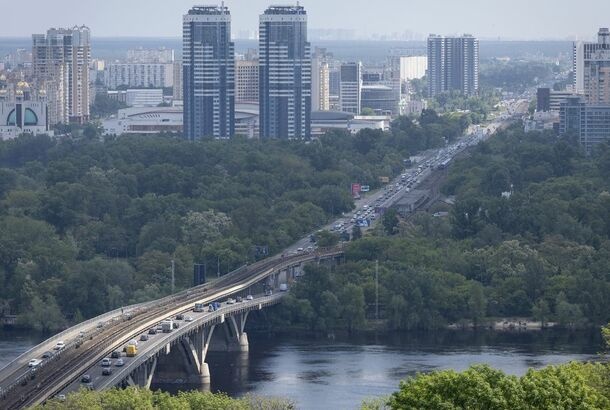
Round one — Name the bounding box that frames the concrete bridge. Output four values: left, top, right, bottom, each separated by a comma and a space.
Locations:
0, 247, 344, 409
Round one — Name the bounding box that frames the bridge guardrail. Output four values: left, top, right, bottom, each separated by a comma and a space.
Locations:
98, 294, 284, 390
0, 247, 345, 405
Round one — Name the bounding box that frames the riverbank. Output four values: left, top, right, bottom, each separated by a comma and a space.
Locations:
1, 328, 602, 410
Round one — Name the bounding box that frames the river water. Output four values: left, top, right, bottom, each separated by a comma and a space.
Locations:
0, 329, 602, 410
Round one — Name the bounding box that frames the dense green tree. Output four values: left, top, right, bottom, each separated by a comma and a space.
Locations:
352, 224, 362, 240
316, 230, 340, 247
389, 363, 610, 410
382, 209, 399, 235
338, 283, 366, 333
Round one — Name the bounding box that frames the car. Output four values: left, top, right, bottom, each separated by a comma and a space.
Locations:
139, 334, 149, 342
81, 375, 91, 383
175, 314, 184, 321
101, 358, 112, 367
102, 368, 113, 376
97, 322, 103, 329
236, 296, 243, 303
226, 298, 236, 305
297, 247, 304, 253
184, 316, 194, 322
54, 341, 65, 351
28, 359, 42, 368
110, 351, 121, 359
246, 295, 254, 301
115, 358, 125, 367
41, 351, 53, 359
148, 328, 157, 335
173, 322, 180, 329
155, 324, 163, 331
55, 394, 66, 401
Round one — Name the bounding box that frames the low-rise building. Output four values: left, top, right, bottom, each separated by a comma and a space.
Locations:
102, 107, 183, 135
560, 96, 610, 153
310, 111, 391, 136
0, 80, 52, 139
102, 103, 260, 138
104, 63, 174, 89
393, 189, 430, 217
126, 89, 164, 107
361, 84, 400, 116
524, 111, 560, 133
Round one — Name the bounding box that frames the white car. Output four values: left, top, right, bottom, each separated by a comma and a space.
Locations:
226, 298, 236, 305
184, 316, 194, 322
28, 359, 42, 368
54, 341, 65, 351
101, 358, 112, 367
246, 295, 254, 301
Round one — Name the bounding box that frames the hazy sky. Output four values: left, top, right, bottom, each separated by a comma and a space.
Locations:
2, 0, 609, 40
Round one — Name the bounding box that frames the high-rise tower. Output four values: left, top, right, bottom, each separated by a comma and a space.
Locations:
259, 5, 311, 139
183, 5, 235, 139
32, 26, 91, 125
427, 34, 479, 97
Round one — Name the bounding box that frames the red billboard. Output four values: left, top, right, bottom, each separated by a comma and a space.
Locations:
351, 183, 361, 197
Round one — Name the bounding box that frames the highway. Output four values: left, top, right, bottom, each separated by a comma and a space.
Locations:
0, 248, 343, 409
287, 97, 528, 253
59, 293, 283, 396
0, 97, 527, 408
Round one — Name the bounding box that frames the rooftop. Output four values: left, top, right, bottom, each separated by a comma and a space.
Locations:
189, 5, 230, 15
264, 5, 306, 15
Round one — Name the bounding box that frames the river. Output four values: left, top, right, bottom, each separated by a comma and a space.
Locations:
0, 329, 602, 410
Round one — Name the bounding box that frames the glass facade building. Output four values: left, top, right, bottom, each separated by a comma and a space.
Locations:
183, 5, 235, 140
259, 5, 311, 139
560, 96, 610, 153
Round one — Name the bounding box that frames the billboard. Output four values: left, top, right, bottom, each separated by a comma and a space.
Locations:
360, 185, 370, 192
379, 176, 390, 184
351, 183, 361, 197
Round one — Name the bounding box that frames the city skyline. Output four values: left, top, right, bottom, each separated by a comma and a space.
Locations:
2, 0, 610, 41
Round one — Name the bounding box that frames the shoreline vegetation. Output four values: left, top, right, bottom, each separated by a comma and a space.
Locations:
0, 110, 473, 333
34, 360, 610, 410
264, 126, 610, 335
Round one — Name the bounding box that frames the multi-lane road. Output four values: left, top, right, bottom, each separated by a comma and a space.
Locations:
287, 97, 528, 253
0, 97, 528, 407
0, 249, 342, 408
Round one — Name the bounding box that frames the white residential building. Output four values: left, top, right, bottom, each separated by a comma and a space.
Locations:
104, 63, 174, 89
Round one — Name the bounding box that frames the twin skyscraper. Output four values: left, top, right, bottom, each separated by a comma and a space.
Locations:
183, 4, 311, 140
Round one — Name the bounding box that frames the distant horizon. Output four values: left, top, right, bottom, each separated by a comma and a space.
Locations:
3, 0, 609, 41
0, 35, 577, 42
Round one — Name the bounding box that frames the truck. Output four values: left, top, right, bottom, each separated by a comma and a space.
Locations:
125, 344, 137, 357
161, 319, 174, 333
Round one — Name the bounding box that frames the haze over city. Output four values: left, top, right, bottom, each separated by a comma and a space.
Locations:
2, 0, 610, 408
1, 0, 609, 40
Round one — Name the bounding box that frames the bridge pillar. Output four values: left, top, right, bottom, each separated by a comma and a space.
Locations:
208, 311, 250, 352
151, 325, 216, 386
126, 356, 157, 389
228, 312, 249, 352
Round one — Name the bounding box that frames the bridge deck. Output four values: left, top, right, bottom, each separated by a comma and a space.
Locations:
0, 248, 344, 409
